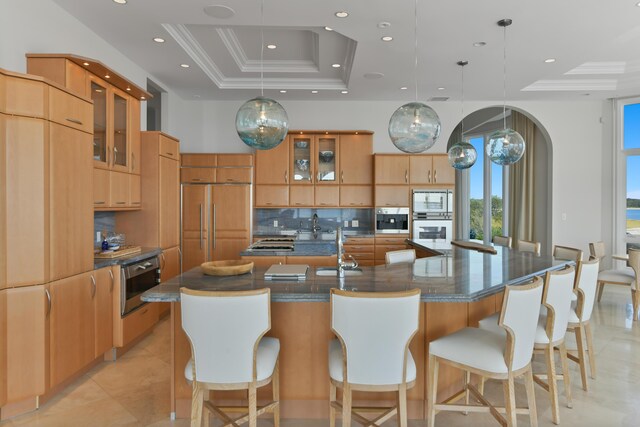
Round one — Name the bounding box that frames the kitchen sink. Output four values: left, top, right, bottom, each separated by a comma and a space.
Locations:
315, 267, 363, 276
296, 232, 336, 241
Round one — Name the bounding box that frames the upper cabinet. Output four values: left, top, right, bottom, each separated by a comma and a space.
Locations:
339, 133, 373, 185
375, 154, 410, 184
409, 154, 455, 185
255, 140, 289, 184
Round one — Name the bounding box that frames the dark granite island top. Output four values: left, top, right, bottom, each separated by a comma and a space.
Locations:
142, 246, 569, 303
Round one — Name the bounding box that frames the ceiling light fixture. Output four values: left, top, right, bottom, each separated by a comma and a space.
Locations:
105, 74, 110, 79
544, 58, 556, 63
486, 19, 525, 165
267, 44, 276, 49
341, 90, 348, 94
324, 26, 333, 31
180, 64, 190, 68
400, 86, 408, 90
437, 87, 445, 91
448, 61, 477, 170
279, 90, 286, 93
141, 96, 146, 100
311, 90, 318, 94
381, 36, 393, 42
332, 64, 341, 68
153, 37, 165, 43
235, 0, 288, 150
388, 0, 441, 153
112, 0, 127, 4
126, 87, 131, 91
335, 11, 349, 18
473, 42, 486, 47
83, 62, 90, 66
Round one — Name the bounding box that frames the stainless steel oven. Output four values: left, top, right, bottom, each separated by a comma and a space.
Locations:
121, 256, 160, 316
412, 189, 453, 218
375, 207, 410, 234
412, 219, 453, 242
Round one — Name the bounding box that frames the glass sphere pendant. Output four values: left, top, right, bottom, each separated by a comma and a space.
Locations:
236, 97, 289, 150
486, 128, 525, 165
447, 141, 477, 170
388, 102, 441, 153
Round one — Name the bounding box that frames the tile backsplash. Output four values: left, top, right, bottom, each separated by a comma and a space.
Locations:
94, 212, 115, 245
254, 208, 373, 235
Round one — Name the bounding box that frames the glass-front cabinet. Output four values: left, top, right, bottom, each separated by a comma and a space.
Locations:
91, 80, 108, 167
290, 134, 313, 184
316, 134, 339, 184
112, 89, 129, 172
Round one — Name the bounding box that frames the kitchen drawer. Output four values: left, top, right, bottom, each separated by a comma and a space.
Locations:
48, 86, 92, 133
216, 167, 252, 183
122, 303, 158, 346
181, 167, 215, 183
181, 154, 216, 167
130, 174, 141, 207
159, 134, 179, 160
217, 154, 253, 167
345, 237, 374, 246
375, 236, 409, 245
344, 244, 374, 253
344, 251, 374, 261
375, 245, 408, 260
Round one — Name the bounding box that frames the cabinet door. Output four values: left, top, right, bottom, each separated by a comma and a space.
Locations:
289, 185, 314, 207
181, 167, 215, 184
316, 134, 339, 184
129, 98, 141, 175
290, 134, 314, 184
255, 185, 288, 207
160, 157, 180, 249
211, 237, 250, 261
3, 285, 46, 403
110, 170, 130, 207
182, 238, 208, 272
130, 173, 141, 208
409, 155, 432, 184
49, 123, 93, 281
49, 272, 95, 389
375, 155, 410, 184
339, 134, 372, 184
94, 268, 114, 358
217, 154, 253, 166
216, 167, 252, 184
65, 60, 88, 98
159, 134, 179, 161
375, 185, 410, 207
432, 155, 455, 185
339, 185, 373, 207
0, 289, 5, 406
90, 78, 109, 169
93, 168, 110, 207
3, 114, 47, 287
211, 185, 251, 234
111, 88, 129, 172
255, 138, 289, 184
182, 185, 208, 239
315, 186, 340, 207
161, 246, 181, 282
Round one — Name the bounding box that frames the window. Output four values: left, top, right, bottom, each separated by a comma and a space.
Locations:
618, 100, 640, 251
469, 137, 485, 240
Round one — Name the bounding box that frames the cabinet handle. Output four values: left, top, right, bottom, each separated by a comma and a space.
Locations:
90, 275, 96, 298
434, 169, 437, 183
161, 253, 166, 270
191, 178, 202, 182
428, 170, 431, 183
295, 202, 302, 205
45, 288, 51, 318
106, 150, 109, 166
405, 170, 408, 183
115, 201, 126, 205
166, 152, 174, 156
131, 202, 141, 205
65, 118, 83, 125
140, 308, 149, 315
132, 152, 136, 172
284, 170, 288, 183
212, 203, 217, 249
199, 203, 203, 249
113, 147, 117, 166
94, 201, 106, 204
317, 172, 320, 181
341, 170, 344, 183
108, 269, 114, 292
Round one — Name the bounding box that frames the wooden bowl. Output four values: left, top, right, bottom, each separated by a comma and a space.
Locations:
201, 260, 254, 276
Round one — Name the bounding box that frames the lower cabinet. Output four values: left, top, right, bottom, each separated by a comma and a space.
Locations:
240, 255, 336, 267
94, 267, 114, 358
374, 235, 409, 265
160, 246, 181, 316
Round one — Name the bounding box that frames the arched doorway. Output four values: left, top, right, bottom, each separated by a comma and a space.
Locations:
447, 106, 553, 254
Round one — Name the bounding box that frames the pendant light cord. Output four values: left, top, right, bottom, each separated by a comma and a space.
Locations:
461, 64, 465, 137
260, 0, 264, 97
414, 0, 418, 102
502, 23, 507, 129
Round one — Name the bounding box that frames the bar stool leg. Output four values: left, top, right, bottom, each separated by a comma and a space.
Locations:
329, 382, 336, 427
427, 354, 438, 427
191, 382, 204, 427
584, 322, 596, 379
524, 367, 538, 427
574, 324, 589, 391
273, 360, 280, 427
249, 384, 257, 427
545, 345, 560, 425
596, 282, 605, 302
398, 383, 408, 427
558, 342, 573, 408
503, 375, 517, 427
463, 371, 471, 415
342, 383, 352, 427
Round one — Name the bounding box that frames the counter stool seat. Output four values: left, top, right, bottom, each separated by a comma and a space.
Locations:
597, 268, 634, 284
478, 313, 550, 345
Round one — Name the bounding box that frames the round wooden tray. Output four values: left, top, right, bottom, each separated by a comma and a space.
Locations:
201, 260, 254, 276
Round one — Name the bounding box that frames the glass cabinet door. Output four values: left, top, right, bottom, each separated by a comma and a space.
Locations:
316, 134, 338, 183
112, 92, 128, 170
91, 81, 108, 167
291, 135, 313, 183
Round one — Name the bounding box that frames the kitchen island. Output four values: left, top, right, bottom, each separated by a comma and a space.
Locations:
142, 247, 569, 420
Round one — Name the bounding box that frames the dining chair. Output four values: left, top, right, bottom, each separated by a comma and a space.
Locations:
588, 241, 636, 308
565, 258, 600, 390
492, 235, 513, 248
329, 288, 420, 427
427, 277, 543, 427
385, 249, 416, 265
553, 245, 583, 263
478, 266, 576, 424
181, 287, 280, 427
518, 239, 541, 256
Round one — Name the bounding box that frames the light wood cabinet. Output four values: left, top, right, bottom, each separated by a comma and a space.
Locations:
375, 185, 410, 207
344, 237, 375, 267
160, 246, 180, 317
217, 154, 253, 166
130, 99, 141, 175
181, 167, 216, 183
182, 238, 208, 273
94, 268, 114, 358
374, 235, 410, 265
115, 132, 180, 249
340, 185, 373, 207
215, 167, 252, 183
255, 140, 289, 184
93, 168, 110, 207
255, 185, 289, 207
110, 171, 130, 207
409, 154, 454, 185
432, 155, 455, 185
27, 57, 88, 98
210, 185, 251, 261
290, 185, 314, 207
180, 154, 253, 184
48, 86, 93, 134
375, 154, 410, 185
315, 186, 340, 207
339, 133, 373, 184
49, 272, 96, 389
130, 174, 141, 207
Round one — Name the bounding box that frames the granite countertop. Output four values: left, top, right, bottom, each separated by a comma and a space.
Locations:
406, 239, 454, 255
243, 232, 375, 257
142, 246, 570, 303
94, 247, 162, 269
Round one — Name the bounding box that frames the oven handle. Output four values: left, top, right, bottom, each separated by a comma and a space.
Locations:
90, 274, 96, 299
121, 267, 126, 316
108, 269, 114, 292
199, 203, 203, 249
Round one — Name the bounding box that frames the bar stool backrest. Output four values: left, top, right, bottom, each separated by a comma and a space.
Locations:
493, 235, 512, 248
629, 249, 640, 290
331, 288, 420, 385
543, 267, 576, 343
553, 245, 583, 263
518, 239, 541, 256
385, 249, 416, 265
588, 241, 606, 261
180, 288, 270, 384
574, 258, 600, 322
500, 277, 544, 371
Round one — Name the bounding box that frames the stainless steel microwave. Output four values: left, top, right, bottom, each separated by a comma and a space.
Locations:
375, 207, 410, 234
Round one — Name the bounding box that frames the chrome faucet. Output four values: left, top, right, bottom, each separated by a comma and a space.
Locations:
336, 226, 358, 278
312, 213, 321, 233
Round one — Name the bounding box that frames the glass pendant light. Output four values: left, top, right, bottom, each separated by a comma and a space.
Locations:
235, 0, 288, 150
448, 61, 477, 170
388, 0, 441, 153
486, 19, 525, 165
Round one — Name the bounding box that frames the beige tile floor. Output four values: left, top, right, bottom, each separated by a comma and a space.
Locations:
3, 285, 640, 426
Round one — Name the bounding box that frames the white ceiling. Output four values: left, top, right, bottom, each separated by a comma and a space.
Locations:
52, 0, 640, 101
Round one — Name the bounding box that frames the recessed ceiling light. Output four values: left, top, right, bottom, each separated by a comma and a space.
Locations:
311, 90, 318, 94
153, 37, 165, 43
377, 22, 391, 29
141, 96, 146, 100
105, 74, 110, 79
203, 5, 236, 19
324, 26, 333, 31
112, 0, 126, 4
126, 87, 131, 91
437, 87, 445, 91
341, 90, 348, 94
473, 42, 487, 47
267, 44, 277, 49
544, 58, 556, 63
381, 36, 393, 42
279, 90, 287, 93
95, 89, 103, 93
83, 62, 90, 66
332, 63, 341, 68
400, 86, 408, 90
335, 11, 349, 18
636, 1, 640, 6
180, 64, 190, 68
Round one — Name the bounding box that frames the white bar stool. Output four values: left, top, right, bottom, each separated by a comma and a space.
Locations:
553, 245, 583, 263
181, 287, 280, 427
427, 277, 543, 427
518, 239, 541, 256
385, 249, 416, 265
492, 235, 513, 248
478, 266, 576, 425
329, 288, 421, 427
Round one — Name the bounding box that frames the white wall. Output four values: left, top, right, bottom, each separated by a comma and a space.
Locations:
0, 0, 607, 253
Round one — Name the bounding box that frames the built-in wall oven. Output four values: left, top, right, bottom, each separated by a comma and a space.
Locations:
412, 189, 453, 242
375, 207, 410, 234
121, 255, 160, 316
